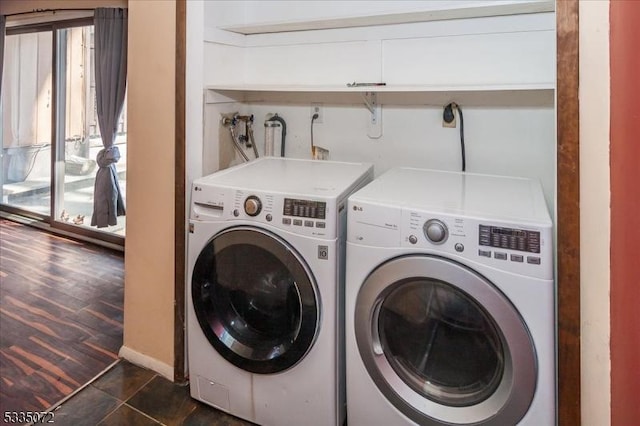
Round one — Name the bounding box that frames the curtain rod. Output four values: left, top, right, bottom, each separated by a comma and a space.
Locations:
4, 8, 97, 18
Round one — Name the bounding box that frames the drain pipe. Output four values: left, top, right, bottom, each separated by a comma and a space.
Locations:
266, 114, 287, 157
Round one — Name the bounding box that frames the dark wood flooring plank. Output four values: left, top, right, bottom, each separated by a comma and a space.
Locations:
0, 218, 124, 412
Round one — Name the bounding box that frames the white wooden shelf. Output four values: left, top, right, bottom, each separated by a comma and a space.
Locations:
220, 1, 555, 35
205, 83, 555, 107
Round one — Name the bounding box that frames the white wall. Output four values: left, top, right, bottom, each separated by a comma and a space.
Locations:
186, 0, 205, 184
579, 1, 611, 425
203, 102, 555, 211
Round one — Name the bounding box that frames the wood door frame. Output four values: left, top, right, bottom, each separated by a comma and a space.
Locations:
173, 1, 582, 423
556, 1, 580, 424
174, 0, 187, 384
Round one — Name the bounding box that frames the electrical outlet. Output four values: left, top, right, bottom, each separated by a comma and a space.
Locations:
443, 116, 457, 128
311, 103, 323, 124
443, 103, 457, 128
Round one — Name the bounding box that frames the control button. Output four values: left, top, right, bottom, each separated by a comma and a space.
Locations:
527, 256, 541, 265
409, 235, 418, 245
282, 218, 291, 225
316, 222, 326, 228
293, 219, 303, 226
454, 243, 464, 252
494, 252, 507, 260
479, 249, 492, 257
266, 214, 273, 222
244, 196, 262, 217
233, 209, 240, 217
423, 219, 448, 244
304, 220, 314, 227
510, 254, 524, 262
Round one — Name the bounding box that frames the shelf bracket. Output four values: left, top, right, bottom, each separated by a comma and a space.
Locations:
360, 92, 376, 114
362, 92, 382, 139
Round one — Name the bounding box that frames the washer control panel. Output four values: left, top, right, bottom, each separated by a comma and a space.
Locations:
191, 185, 335, 239
283, 198, 326, 220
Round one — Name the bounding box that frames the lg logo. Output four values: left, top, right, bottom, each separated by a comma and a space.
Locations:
352, 205, 363, 211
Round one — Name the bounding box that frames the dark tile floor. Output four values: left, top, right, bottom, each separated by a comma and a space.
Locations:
47, 360, 255, 426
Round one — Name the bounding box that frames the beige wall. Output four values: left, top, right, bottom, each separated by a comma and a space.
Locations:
121, 0, 176, 376
579, 1, 611, 425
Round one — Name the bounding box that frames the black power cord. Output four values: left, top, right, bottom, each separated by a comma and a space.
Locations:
311, 113, 319, 155
444, 103, 466, 172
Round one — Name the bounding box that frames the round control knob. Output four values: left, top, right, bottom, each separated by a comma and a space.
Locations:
244, 196, 262, 217
409, 235, 418, 245
423, 219, 448, 244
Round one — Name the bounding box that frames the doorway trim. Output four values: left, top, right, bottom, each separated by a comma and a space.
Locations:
174, 0, 187, 384
556, 1, 580, 424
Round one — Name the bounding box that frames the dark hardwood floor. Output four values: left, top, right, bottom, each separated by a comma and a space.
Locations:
0, 218, 124, 413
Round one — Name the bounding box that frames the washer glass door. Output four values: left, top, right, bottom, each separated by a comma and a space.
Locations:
192, 227, 318, 374
355, 255, 536, 425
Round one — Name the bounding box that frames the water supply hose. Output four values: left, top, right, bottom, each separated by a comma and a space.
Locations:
246, 117, 260, 159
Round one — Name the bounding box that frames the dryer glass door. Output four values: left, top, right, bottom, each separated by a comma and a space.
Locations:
192, 227, 318, 374
355, 255, 536, 425
379, 279, 504, 407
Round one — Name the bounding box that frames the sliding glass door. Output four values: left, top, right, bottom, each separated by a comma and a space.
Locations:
1, 19, 126, 241
1, 30, 53, 216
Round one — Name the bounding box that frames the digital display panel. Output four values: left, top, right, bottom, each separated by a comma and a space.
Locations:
283, 198, 326, 219
479, 225, 540, 253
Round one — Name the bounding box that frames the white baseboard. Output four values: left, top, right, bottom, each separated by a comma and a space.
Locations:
119, 345, 174, 381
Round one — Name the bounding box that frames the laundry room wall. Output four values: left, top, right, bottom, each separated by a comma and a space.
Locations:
198, 0, 557, 212
121, 0, 176, 379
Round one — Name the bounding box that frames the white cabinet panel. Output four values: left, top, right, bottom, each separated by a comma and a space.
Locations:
244, 41, 382, 85
383, 30, 555, 86
204, 43, 244, 86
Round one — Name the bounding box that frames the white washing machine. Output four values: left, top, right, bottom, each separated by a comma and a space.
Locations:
187, 157, 373, 426
346, 167, 555, 426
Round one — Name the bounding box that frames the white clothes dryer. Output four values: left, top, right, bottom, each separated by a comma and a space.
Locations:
187, 157, 372, 426
346, 167, 555, 426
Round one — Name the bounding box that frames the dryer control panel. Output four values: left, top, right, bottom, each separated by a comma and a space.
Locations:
403, 210, 552, 280
478, 225, 540, 253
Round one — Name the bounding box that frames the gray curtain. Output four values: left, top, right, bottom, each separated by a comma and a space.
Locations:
1, 15, 5, 98
91, 8, 127, 228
